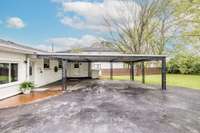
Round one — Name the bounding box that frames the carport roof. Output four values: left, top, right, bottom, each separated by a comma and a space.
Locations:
37, 53, 166, 62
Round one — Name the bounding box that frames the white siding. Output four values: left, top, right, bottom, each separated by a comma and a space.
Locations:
0, 51, 27, 100
81, 52, 124, 69
0, 52, 63, 99
0, 51, 100, 100
33, 59, 62, 87
92, 62, 124, 69
67, 62, 89, 77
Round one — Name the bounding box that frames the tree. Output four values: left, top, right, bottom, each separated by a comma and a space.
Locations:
173, 0, 200, 37
168, 53, 200, 74
104, 0, 178, 55
171, 0, 200, 52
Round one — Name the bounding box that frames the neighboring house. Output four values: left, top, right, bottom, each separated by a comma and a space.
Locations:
59, 41, 125, 70
0, 39, 99, 100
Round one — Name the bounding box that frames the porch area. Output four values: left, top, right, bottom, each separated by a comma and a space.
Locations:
0, 79, 83, 109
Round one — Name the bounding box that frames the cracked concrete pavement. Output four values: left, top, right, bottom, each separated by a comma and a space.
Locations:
0, 80, 200, 133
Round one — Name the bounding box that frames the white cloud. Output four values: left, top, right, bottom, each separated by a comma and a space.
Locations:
53, 0, 140, 32
37, 44, 53, 52
6, 17, 25, 29
38, 35, 103, 52
60, 16, 108, 32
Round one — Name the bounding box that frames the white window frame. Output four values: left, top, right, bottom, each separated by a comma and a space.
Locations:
74, 63, 79, 68
0, 61, 19, 88
58, 60, 62, 69
44, 59, 50, 69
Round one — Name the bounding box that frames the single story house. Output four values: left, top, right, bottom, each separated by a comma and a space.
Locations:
60, 41, 160, 71
58, 41, 125, 70
0, 39, 167, 100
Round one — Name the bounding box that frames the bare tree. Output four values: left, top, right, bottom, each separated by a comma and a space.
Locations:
104, 0, 177, 55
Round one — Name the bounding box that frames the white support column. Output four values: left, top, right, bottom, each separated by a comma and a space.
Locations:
8, 63, 11, 83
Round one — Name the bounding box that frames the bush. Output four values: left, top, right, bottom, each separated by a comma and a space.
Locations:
167, 58, 180, 74
167, 54, 200, 74
192, 61, 200, 74
19, 81, 34, 91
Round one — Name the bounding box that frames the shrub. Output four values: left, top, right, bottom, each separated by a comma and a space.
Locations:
167, 54, 200, 74
19, 81, 34, 92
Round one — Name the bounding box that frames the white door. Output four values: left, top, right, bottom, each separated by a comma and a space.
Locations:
70, 63, 80, 77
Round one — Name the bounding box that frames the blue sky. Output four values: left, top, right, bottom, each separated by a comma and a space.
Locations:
0, 0, 106, 51
0, 0, 138, 51
0, 0, 64, 43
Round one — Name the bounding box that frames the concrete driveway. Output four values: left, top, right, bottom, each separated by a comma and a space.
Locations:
0, 80, 200, 133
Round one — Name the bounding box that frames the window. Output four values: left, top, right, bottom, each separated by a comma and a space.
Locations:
58, 61, 62, 68
0, 63, 9, 84
44, 59, 50, 69
29, 65, 32, 76
0, 63, 18, 85
74, 63, 79, 68
11, 64, 18, 82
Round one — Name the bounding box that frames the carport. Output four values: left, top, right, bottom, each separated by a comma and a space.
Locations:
37, 53, 166, 90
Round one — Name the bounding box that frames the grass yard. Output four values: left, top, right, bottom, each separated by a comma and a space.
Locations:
101, 74, 200, 90
0, 76, 8, 81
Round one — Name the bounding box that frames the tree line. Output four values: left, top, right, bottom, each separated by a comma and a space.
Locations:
104, 0, 200, 74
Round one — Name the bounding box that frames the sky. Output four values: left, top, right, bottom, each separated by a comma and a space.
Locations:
0, 0, 136, 51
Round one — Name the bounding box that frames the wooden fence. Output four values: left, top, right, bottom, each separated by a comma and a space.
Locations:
101, 67, 161, 76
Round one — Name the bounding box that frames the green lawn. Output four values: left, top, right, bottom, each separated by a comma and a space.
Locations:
102, 74, 200, 90
0, 76, 8, 81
